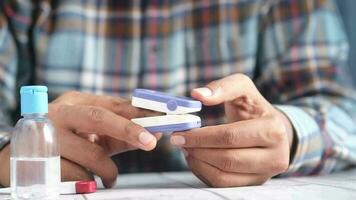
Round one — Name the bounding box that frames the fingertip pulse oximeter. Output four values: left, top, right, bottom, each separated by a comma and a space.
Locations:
131, 89, 202, 133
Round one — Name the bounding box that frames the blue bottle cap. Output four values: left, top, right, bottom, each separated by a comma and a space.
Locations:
20, 86, 48, 114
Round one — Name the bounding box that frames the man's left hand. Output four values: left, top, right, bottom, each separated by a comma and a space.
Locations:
170, 74, 294, 187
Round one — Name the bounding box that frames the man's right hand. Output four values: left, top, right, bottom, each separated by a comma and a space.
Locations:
0, 91, 161, 188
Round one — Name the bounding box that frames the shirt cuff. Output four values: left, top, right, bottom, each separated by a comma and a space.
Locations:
275, 105, 324, 176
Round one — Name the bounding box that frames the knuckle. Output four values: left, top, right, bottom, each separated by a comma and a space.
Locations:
220, 128, 239, 146
221, 157, 235, 171
269, 130, 285, 144
124, 122, 142, 134
236, 73, 253, 84
277, 130, 288, 143
192, 135, 206, 146
271, 115, 286, 133
109, 98, 124, 109
236, 73, 250, 80
220, 151, 239, 171
266, 116, 287, 143
87, 107, 105, 123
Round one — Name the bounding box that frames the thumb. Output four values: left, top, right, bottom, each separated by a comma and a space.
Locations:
191, 74, 261, 106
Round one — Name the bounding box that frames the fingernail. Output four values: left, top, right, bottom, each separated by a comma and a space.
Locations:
170, 135, 186, 146
194, 87, 213, 97
139, 131, 155, 145
182, 149, 189, 157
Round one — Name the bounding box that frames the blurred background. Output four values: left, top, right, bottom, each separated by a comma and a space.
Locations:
336, 0, 356, 86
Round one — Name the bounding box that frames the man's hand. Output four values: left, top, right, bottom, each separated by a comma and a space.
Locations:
0, 91, 161, 188
170, 74, 294, 187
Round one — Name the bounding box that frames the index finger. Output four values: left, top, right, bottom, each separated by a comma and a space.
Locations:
170, 117, 283, 148
52, 91, 157, 119
52, 104, 158, 151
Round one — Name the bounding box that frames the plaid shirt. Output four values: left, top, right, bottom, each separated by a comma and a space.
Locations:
0, 0, 355, 176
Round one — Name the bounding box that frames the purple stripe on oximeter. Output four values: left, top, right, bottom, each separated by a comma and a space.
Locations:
132, 89, 202, 109
145, 121, 202, 133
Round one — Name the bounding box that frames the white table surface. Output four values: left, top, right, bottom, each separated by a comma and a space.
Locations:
1, 169, 356, 200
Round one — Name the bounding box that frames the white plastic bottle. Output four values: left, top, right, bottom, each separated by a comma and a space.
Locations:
11, 86, 60, 200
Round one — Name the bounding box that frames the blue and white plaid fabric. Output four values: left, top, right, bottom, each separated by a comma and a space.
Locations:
0, 0, 355, 175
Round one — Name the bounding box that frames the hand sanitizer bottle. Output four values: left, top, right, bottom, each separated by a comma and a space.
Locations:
11, 86, 60, 200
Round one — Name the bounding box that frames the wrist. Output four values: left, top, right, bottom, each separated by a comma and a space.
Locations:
274, 108, 298, 163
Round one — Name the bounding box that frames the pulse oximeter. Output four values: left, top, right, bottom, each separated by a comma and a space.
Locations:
131, 89, 202, 133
